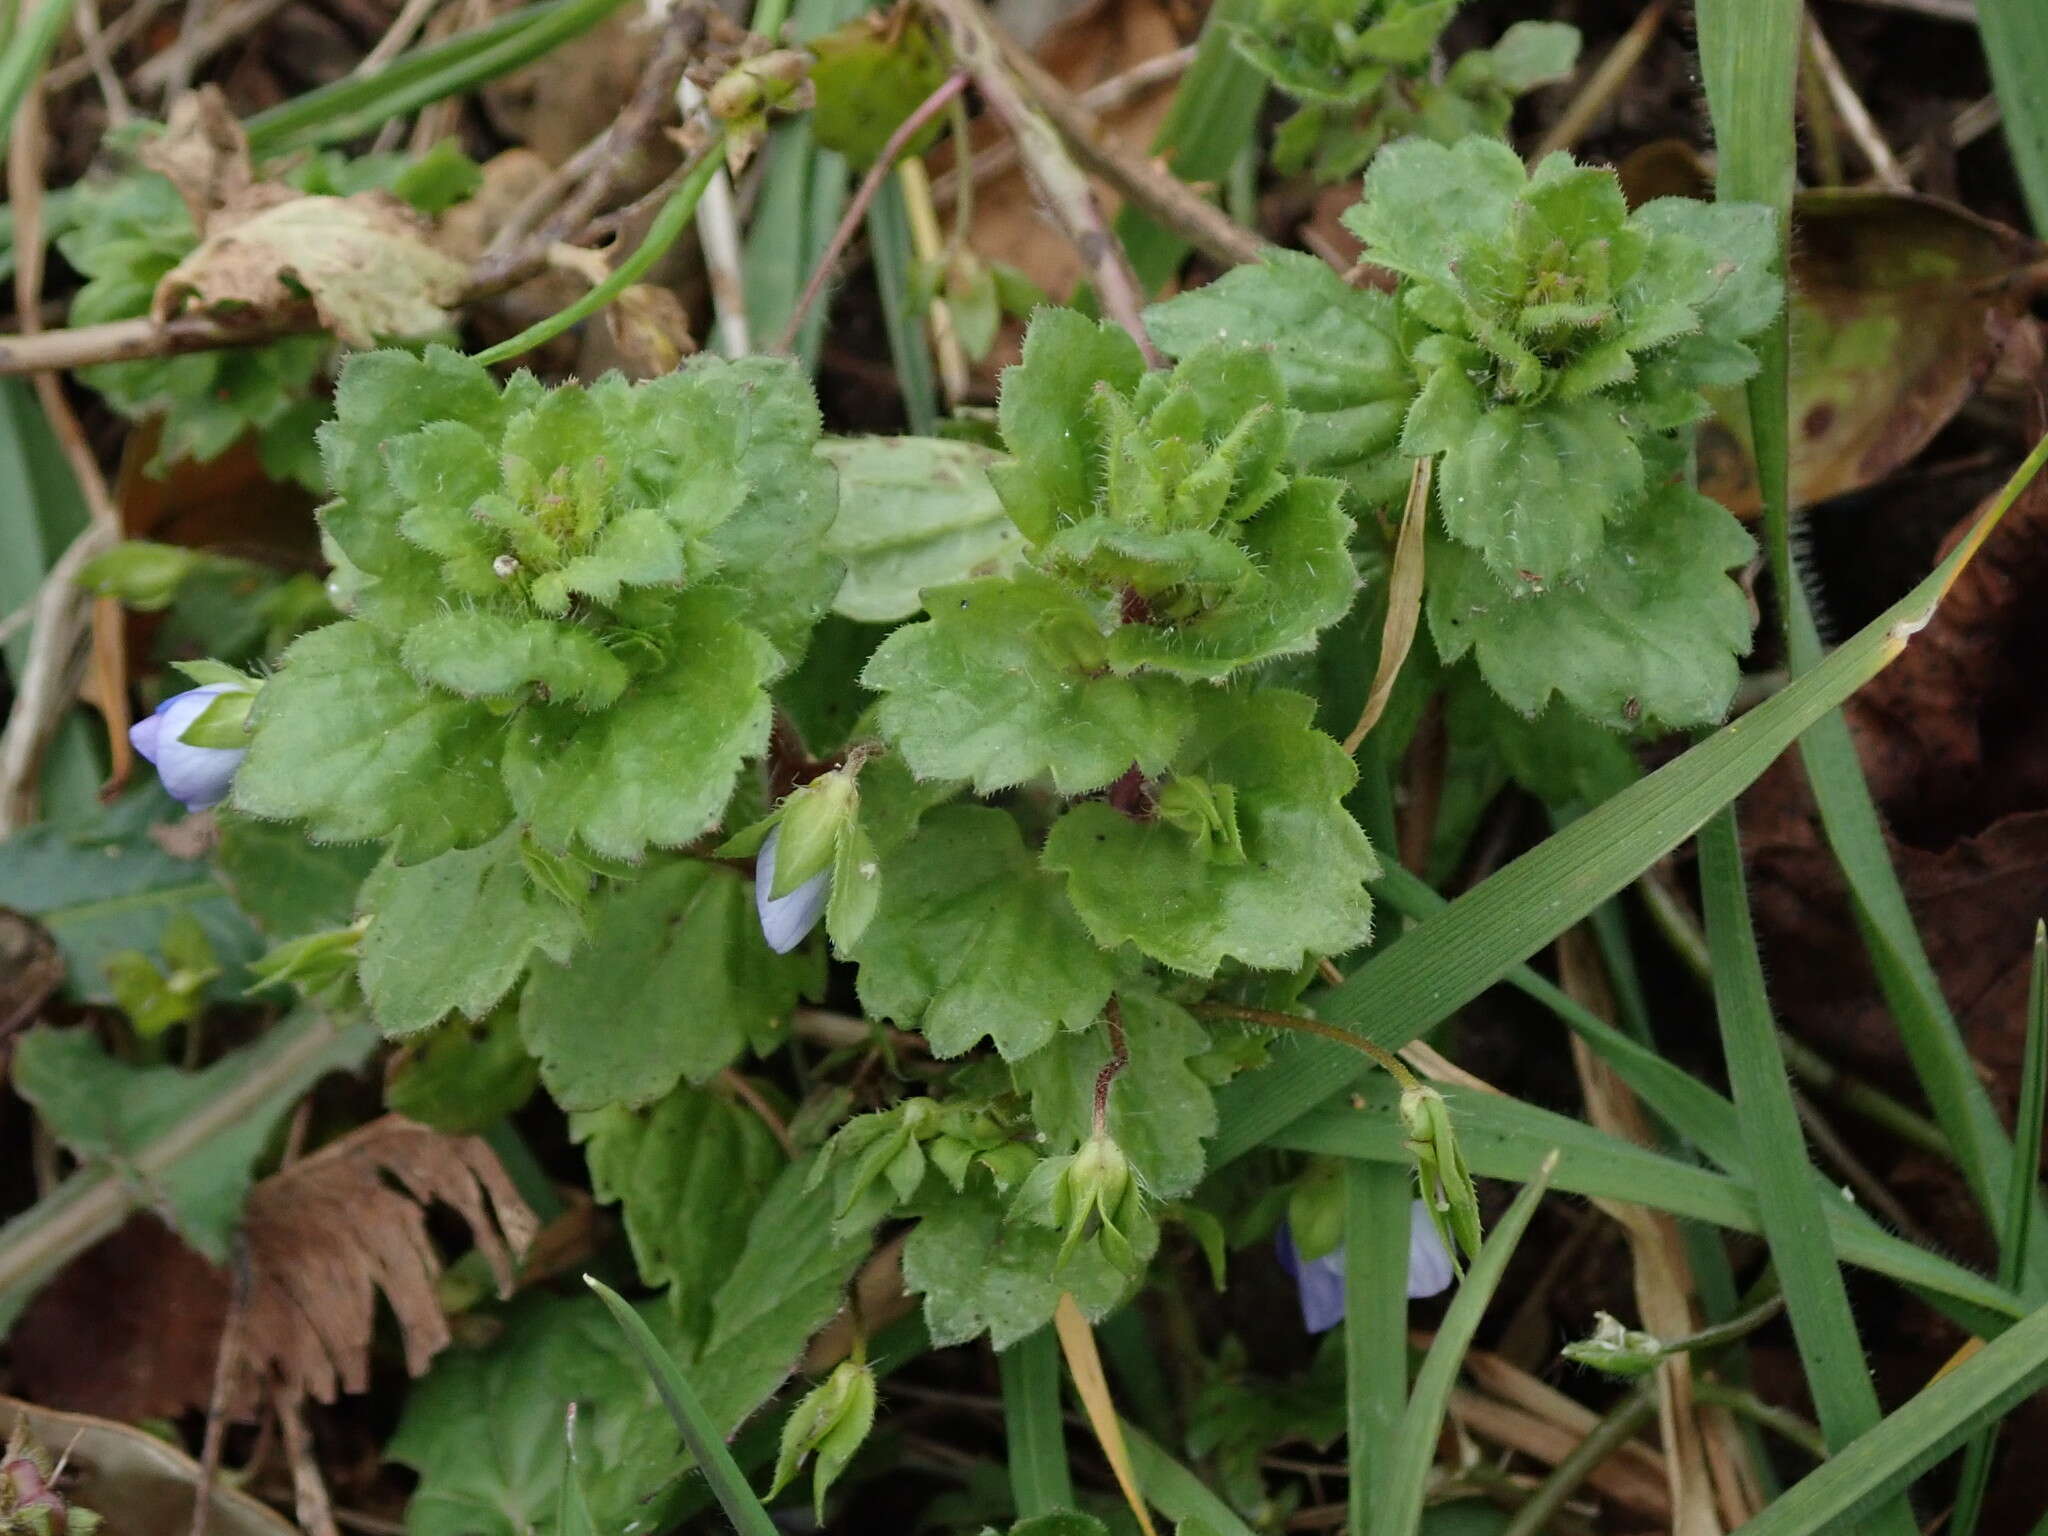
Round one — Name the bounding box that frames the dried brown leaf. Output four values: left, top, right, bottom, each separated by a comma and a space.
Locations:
152, 192, 468, 348
231, 1116, 537, 1412
137, 87, 256, 233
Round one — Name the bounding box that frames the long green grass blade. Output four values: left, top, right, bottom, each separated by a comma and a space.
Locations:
1271, 1090, 2025, 1333
1345, 1154, 1412, 1534
1121, 1419, 1259, 1536
1700, 0, 2048, 1296
1368, 1155, 1554, 1536
1001, 1327, 1075, 1519
583, 1276, 781, 1536
1699, 807, 1917, 1534
472, 149, 723, 367
1729, 1299, 2048, 1536
867, 176, 938, 435
1113, 0, 1265, 293
1951, 923, 2048, 1536
246, 0, 630, 153
1977, 0, 2048, 232
1210, 468, 2037, 1169
0, 0, 80, 160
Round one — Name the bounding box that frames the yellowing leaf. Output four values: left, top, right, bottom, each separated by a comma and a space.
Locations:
153, 192, 467, 348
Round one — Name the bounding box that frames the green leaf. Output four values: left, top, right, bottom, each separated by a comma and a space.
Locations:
901, 1175, 1141, 1348
384, 1005, 540, 1132
1442, 667, 1640, 807
356, 827, 581, 1035
820, 435, 1025, 623
391, 1292, 706, 1536
396, 1157, 863, 1536
1424, 398, 1642, 589
0, 796, 262, 1003
213, 812, 381, 938
991, 309, 1149, 545
505, 592, 777, 861
1145, 251, 1414, 506
1000, 1329, 1075, 1519
1012, 990, 1218, 1199
521, 858, 814, 1110
9, 1015, 371, 1263
233, 619, 514, 863
864, 573, 1196, 795
400, 609, 631, 710
1428, 470, 1755, 730
854, 805, 1119, 1059
1473, 19, 1581, 92
574, 1080, 785, 1334
1044, 690, 1375, 976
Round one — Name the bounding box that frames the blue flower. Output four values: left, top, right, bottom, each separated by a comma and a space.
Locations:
128, 685, 246, 812
756, 824, 829, 953
1275, 1201, 1456, 1333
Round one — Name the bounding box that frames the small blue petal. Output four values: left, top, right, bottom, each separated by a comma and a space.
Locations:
756, 825, 829, 954
1275, 1222, 1347, 1334
1406, 1200, 1455, 1299
130, 684, 246, 812
1275, 1200, 1458, 1331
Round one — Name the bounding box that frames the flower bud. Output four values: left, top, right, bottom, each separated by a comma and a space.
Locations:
1561, 1311, 1664, 1377
76, 540, 200, 611
705, 68, 763, 122
1399, 1083, 1483, 1269
755, 824, 830, 954
129, 683, 254, 812
772, 768, 859, 898
767, 1357, 877, 1521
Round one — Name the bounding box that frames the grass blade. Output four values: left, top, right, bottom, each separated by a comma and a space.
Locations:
867, 175, 938, 435
1210, 451, 2045, 1170
1698, 806, 1917, 1534
245, 0, 628, 154
1120, 1419, 1259, 1536
1700, 0, 2048, 1294
1113, 0, 1265, 293
1345, 1154, 1412, 1535
583, 1275, 780, 1536
1001, 1327, 1075, 1519
1272, 1089, 2025, 1333
1950, 922, 2048, 1536
0, 0, 79, 161
1728, 1299, 2048, 1536
1367, 1152, 1556, 1536
1977, 0, 2048, 232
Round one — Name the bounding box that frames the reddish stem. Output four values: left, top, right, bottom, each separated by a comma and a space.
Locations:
1092, 998, 1129, 1137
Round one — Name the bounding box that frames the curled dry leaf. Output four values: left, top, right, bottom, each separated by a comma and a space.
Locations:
0, 908, 62, 1039
230, 1116, 538, 1413
136, 87, 256, 232
152, 195, 468, 349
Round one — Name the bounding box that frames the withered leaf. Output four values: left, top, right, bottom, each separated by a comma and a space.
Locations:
230, 1116, 537, 1412
137, 86, 256, 233
152, 194, 468, 348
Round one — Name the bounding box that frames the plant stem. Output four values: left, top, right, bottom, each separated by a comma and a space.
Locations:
1093, 999, 1130, 1138
1189, 1000, 1419, 1092
472, 136, 726, 367
1497, 1379, 1659, 1536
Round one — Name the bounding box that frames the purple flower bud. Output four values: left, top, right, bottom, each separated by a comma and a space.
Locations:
756, 824, 829, 954
1276, 1200, 1457, 1333
128, 685, 246, 812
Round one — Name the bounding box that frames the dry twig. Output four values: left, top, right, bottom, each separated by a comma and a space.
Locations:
918, 0, 1161, 361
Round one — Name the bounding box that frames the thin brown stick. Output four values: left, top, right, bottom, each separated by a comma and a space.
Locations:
1531, 0, 1668, 161
720, 1067, 798, 1158
45, 0, 176, 92
476, 3, 712, 279
189, 1246, 250, 1536
929, 45, 1195, 208
1803, 10, 1910, 192
919, 0, 1160, 362
353, 0, 447, 75
992, 32, 1266, 274
773, 69, 971, 355
136, 0, 299, 93
276, 1389, 341, 1536
73, 0, 134, 122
